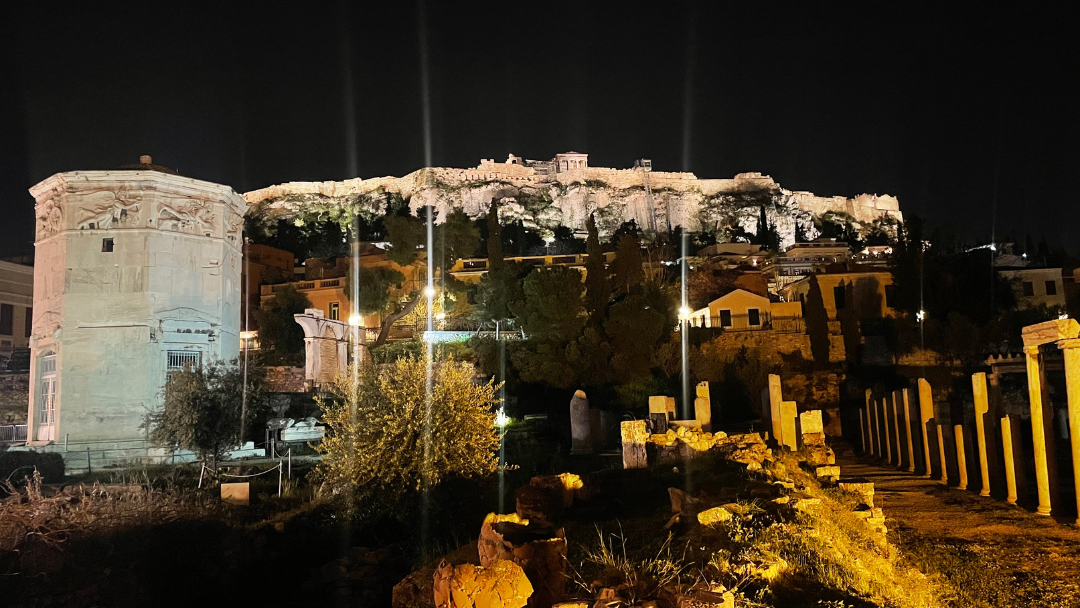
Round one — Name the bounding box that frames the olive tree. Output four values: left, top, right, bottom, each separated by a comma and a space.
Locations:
144, 358, 265, 468
313, 356, 501, 503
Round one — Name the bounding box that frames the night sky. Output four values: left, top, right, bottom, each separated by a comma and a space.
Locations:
2, 2, 1076, 258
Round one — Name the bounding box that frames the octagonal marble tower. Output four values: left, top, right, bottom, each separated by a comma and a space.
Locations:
25, 157, 247, 451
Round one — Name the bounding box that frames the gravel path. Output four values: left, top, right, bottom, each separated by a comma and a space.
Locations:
838, 452, 1080, 607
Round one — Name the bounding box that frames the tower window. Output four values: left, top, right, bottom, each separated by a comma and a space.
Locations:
102, 238, 114, 252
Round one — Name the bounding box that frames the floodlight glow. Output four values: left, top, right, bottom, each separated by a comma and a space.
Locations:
424, 285, 436, 298
348, 313, 362, 327
495, 407, 510, 428
916, 310, 926, 322
436, 312, 446, 320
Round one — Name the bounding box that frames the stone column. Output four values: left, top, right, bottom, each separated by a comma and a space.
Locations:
694, 381, 712, 433
768, 375, 783, 444
1001, 415, 1018, 505
780, 400, 798, 451
874, 398, 884, 459
936, 423, 948, 485
971, 372, 992, 497
620, 420, 648, 469
859, 409, 868, 454
918, 379, 934, 478
891, 390, 902, 468
1060, 338, 1080, 520
881, 397, 892, 464
954, 424, 968, 491
569, 390, 592, 454
864, 389, 874, 456
1024, 345, 1053, 515
902, 388, 916, 473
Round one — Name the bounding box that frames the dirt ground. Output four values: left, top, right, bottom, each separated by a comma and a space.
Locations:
839, 451, 1080, 607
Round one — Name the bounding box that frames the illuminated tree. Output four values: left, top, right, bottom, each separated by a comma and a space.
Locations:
313, 356, 501, 503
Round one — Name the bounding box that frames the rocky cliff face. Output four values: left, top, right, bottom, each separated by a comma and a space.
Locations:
244, 162, 902, 248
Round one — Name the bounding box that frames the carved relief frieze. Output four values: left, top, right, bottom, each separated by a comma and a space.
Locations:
225, 209, 243, 243
156, 198, 217, 236
75, 187, 143, 230
35, 200, 64, 240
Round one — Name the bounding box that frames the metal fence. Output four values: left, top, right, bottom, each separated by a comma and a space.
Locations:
688, 313, 805, 334
0, 424, 27, 443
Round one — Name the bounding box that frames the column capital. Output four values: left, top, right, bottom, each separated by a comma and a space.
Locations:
1024, 345, 1041, 355
1059, 338, 1080, 350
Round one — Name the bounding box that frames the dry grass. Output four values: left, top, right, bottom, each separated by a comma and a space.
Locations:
0, 469, 224, 555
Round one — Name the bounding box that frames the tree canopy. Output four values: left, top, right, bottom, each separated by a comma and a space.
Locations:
145, 359, 265, 467
253, 284, 311, 365
313, 356, 500, 507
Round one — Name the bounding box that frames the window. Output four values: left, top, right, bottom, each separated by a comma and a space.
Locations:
833, 286, 846, 310
884, 284, 896, 308
1045, 280, 1058, 296
719, 310, 733, 328
167, 350, 201, 371
36, 353, 57, 426
329, 302, 340, 320
0, 304, 12, 335
1022, 281, 1034, 296
748, 308, 761, 326
102, 238, 114, 252
25, 307, 32, 338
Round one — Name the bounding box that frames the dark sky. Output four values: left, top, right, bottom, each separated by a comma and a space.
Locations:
2, 2, 1077, 257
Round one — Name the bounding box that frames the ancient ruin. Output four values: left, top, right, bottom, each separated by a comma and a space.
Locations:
22, 158, 247, 463
242, 155, 902, 248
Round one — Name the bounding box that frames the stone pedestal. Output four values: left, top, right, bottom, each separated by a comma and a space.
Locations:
1001, 415, 1019, 505
799, 409, 824, 448
620, 420, 648, 469
954, 424, 968, 490
648, 396, 669, 434
972, 373, 992, 497
918, 379, 934, 478
901, 389, 915, 473
569, 390, 591, 455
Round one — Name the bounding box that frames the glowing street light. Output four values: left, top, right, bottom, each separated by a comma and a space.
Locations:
348, 313, 363, 327
494, 407, 510, 428
916, 310, 926, 323
678, 305, 692, 321
424, 285, 436, 298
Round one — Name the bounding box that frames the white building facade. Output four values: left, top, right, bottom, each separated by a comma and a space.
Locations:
26, 162, 247, 451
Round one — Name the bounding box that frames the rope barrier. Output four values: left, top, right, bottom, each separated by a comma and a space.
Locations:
198, 462, 284, 497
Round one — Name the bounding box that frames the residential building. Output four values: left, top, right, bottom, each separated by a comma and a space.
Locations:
685, 289, 803, 333
259, 243, 424, 341
0, 260, 34, 362
998, 267, 1066, 310
775, 238, 851, 292
241, 243, 295, 334
780, 270, 897, 321
448, 252, 616, 284
24, 156, 247, 452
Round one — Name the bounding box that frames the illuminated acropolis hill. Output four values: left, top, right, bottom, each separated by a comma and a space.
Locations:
244, 153, 902, 247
